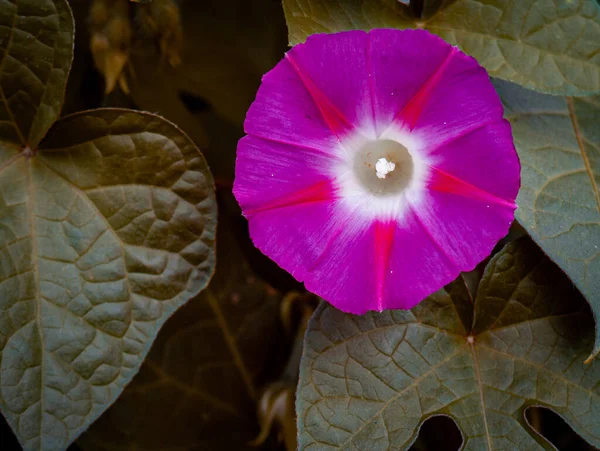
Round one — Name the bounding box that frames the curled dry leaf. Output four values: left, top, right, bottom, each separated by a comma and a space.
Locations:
252, 382, 297, 451
89, 0, 132, 94
89, 0, 183, 95
252, 293, 317, 451
135, 0, 183, 68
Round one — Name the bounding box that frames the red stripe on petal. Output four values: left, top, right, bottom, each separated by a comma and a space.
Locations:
428, 166, 517, 209
244, 180, 337, 217
285, 53, 354, 140
374, 221, 395, 311
394, 48, 456, 130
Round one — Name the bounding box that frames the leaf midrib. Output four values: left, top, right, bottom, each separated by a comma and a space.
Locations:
308, 311, 595, 450
470, 341, 493, 449
25, 156, 44, 448
479, 344, 598, 400
333, 346, 465, 449
566, 97, 600, 214
19, 154, 138, 448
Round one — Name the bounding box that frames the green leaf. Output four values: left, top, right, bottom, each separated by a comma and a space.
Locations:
282, 0, 600, 95
77, 193, 284, 451
0, 0, 74, 148
494, 79, 600, 361
0, 109, 217, 451
297, 238, 600, 450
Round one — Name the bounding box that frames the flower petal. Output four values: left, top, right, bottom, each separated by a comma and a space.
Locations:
234, 135, 339, 214
382, 210, 457, 310
304, 217, 381, 314
369, 29, 453, 135
249, 201, 400, 314
285, 31, 375, 138
427, 121, 520, 202
408, 190, 515, 276
387, 38, 504, 146
381, 192, 515, 310
244, 54, 342, 152
247, 202, 369, 288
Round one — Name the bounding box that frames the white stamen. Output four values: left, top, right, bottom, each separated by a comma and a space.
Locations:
375, 157, 396, 179
334, 129, 430, 221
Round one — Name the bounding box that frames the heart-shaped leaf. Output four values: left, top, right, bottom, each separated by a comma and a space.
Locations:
297, 238, 600, 450
77, 193, 283, 451
494, 79, 600, 361
281, 0, 600, 95
0, 0, 74, 149
0, 2, 217, 449
0, 108, 216, 451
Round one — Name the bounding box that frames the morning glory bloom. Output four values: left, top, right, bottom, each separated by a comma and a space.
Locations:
234, 29, 520, 314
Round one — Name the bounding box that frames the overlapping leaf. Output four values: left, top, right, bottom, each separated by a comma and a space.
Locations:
77, 195, 284, 451
494, 79, 600, 361
0, 2, 217, 450
0, 0, 73, 148
281, 0, 600, 95
297, 238, 600, 450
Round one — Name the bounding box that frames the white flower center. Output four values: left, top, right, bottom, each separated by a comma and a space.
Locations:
375, 157, 396, 179
352, 139, 414, 196
333, 129, 430, 221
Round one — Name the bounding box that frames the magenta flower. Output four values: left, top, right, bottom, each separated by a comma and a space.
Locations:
234, 29, 520, 314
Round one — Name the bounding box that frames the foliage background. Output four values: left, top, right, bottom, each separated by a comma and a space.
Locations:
0, 0, 599, 450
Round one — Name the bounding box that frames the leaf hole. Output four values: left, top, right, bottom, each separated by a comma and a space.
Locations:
525, 407, 596, 450
179, 91, 213, 113
396, 0, 459, 20
409, 415, 462, 451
